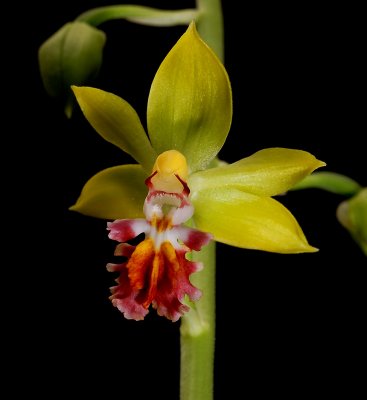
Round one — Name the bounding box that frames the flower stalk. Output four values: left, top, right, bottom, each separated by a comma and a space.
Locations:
180, 240, 216, 400
196, 0, 224, 61
179, 1, 223, 399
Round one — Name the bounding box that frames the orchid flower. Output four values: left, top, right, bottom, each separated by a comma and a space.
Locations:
70, 22, 325, 322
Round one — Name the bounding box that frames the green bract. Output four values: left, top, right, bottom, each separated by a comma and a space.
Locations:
71, 22, 325, 254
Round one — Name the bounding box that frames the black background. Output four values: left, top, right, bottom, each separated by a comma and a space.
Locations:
9, 1, 366, 398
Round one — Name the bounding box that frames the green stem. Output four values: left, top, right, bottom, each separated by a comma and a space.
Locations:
179, 3, 223, 400
180, 241, 216, 400
76, 5, 198, 27
196, 0, 224, 61
290, 171, 362, 196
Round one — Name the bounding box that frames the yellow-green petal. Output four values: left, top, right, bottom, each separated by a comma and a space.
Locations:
72, 86, 156, 172
147, 22, 232, 172
190, 148, 326, 196
191, 187, 317, 253
70, 164, 147, 219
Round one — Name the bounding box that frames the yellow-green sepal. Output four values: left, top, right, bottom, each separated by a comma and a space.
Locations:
147, 22, 232, 172
69, 164, 147, 220
191, 187, 318, 253
72, 86, 157, 172
190, 148, 326, 196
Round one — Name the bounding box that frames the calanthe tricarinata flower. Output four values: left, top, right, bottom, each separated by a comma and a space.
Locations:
70, 22, 325, 321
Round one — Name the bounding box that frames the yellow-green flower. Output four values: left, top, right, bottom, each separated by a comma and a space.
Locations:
70, 22, 325, 320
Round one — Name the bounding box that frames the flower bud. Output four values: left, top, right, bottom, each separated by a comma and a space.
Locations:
38, 21, 106, 117
337, 188, 367, 255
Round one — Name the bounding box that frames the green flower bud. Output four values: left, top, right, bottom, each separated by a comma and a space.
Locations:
337, 188, 367, 255
38, 21, 106, 117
